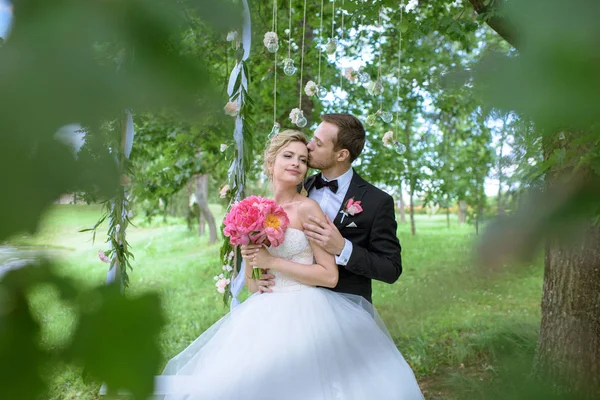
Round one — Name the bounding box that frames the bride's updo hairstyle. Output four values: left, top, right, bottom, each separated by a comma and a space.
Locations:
263, 129, 308, 179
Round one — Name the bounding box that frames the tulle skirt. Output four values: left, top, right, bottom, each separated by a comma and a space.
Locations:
154, 287, 424, 400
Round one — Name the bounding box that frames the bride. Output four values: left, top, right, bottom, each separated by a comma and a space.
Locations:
154, 130, 424, 399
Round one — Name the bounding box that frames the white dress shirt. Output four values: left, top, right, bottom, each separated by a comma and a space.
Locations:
308, 168, 354, 266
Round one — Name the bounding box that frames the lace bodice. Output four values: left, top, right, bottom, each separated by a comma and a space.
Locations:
267, 228, 314, 292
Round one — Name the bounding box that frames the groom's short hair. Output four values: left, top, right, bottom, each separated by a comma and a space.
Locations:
321, 113, 366, 162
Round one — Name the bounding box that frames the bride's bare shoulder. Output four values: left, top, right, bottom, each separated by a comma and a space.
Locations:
297, 197, 324, 217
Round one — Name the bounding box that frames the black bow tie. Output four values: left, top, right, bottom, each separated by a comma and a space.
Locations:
314, 174, 339, 194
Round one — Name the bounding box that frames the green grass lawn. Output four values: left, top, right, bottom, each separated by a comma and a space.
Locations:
9, 205, 543, 399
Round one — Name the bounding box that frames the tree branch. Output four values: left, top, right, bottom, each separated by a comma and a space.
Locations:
467, 0, 519, 49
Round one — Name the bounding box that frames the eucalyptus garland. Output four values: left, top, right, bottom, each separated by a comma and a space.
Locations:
82, 111, 136, 291
218, 56, 254, 306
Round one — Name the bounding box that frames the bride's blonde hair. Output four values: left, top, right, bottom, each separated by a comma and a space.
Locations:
263, 129, 309, 178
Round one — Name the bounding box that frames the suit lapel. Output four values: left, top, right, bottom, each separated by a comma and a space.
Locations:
333, 170, 368, 228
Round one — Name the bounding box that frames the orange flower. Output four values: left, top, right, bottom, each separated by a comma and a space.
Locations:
264, 213, 282, 230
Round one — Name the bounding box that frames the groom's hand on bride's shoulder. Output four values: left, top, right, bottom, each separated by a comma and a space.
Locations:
303, 215, 345, 256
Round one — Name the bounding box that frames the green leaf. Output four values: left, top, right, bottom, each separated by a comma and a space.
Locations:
0, 290, 47, 400
69, 286, 165, 399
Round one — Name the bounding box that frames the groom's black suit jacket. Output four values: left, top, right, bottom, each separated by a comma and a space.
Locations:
304, 170, 402, 303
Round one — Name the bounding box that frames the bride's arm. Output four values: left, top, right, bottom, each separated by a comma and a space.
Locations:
249, 201, 338, 288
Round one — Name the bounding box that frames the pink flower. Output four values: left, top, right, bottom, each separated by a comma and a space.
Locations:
345, 67, 358, 82
220, 185, 230, 199
345, 198, 363, 216
224, 102, 239, 117
98, 250, 110, 263
215, 277, 231, 294
223, 196, 289, 247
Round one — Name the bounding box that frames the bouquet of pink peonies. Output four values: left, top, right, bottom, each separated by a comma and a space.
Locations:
223, 196, 289, 279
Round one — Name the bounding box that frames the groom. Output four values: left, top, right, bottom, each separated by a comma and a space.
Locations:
301, 113, 402, 303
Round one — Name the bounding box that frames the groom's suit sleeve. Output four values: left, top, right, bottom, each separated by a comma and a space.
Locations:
343, 194, 402, 284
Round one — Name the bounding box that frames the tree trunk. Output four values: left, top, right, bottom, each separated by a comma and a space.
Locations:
535, 223, 600, 396
534, 157, 600, 396
475, 204, 481, 235
458, 200, 467, 224
405, 115, 416, 236
464, 6, 600, 394
398, 180, 407, 223
409, 187, 416, 236
398, 193, 407, 224
195, 174, 217, 244
497, 181, 504, 216
446, 205, 450, 228
162, 198, 168, 223
497, 114, 508, 216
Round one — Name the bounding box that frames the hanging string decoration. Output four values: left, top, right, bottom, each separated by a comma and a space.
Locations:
289, 0, 308, 128
338, 0, 345, 97
269, 0, 280, 138
304, 0, 327, 99
382, 2, 407, 155
366, 7, 393, 127
325, 0, 337, 56
282, 0, 297, 76
316, 0, 328, 98
264, 3, 279, 55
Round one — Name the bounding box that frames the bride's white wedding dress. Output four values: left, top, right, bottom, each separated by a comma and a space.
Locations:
154, 228, 424, 399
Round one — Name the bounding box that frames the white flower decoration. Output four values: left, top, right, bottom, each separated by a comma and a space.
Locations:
289, 108, 303, 125
304, 81, 318, 97
383, 131, 394, 146
224, 102, 240, 117
226, 31, 239, 42
345, 68, 358, 82
263, 31, 278, 47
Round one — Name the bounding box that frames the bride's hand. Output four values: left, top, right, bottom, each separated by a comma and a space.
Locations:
240, 244, 262, 262
250, 246, 275, 270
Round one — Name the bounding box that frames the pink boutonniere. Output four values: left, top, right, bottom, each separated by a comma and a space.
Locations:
340, 198, 363, 223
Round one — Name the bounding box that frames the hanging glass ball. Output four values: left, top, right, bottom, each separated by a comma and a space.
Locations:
266, 42, 279, 53
268, 122, 280, 139
365, 114, 377, 127
381, 111, 394, 123
359, 71, 370, 83
368, 80, 384, 96
394, 141, 407, 155
325, 39, 338, 55
296, 115, 307, 128
282, 58, 297, 76
284, 64, 297, 76
317, 85, 328, 98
